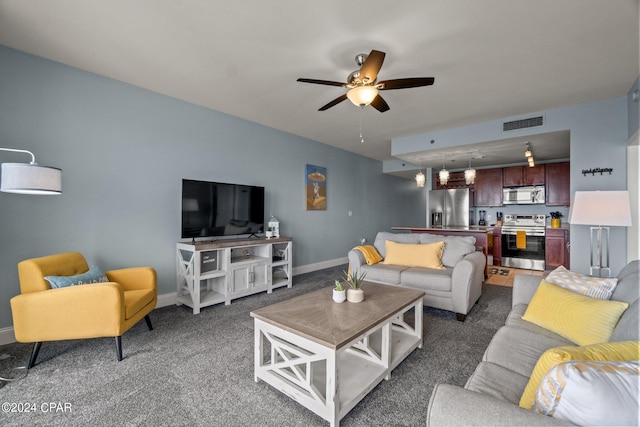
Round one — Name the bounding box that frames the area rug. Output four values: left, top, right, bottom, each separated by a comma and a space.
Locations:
0, 265, 511, 426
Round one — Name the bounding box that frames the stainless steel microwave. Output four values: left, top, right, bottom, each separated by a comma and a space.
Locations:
503, 186, 545, 204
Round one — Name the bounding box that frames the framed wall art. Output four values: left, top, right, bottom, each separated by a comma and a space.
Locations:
305, 164, 326, 210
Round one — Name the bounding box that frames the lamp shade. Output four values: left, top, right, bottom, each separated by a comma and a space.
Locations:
347, 86, 378, 106
1, 163, 62, 195
568, 191, 632, 226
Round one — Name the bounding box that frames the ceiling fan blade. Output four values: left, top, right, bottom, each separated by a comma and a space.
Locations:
297, 78, 347, 87
370, 95, 390, 113
318, 94, 348, 111
358, 50, 386, 84
377, 77, 435, 90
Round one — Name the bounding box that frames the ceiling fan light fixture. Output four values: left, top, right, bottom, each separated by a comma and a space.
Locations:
347, 86, 378, 107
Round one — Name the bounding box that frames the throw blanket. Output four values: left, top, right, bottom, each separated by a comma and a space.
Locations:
353, 245, 383, 265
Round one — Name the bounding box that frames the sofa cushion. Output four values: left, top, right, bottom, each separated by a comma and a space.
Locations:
360, 263, 407, 285
519, 340, 640, 410
383, 241, 445, 269
465, 361, 530, 405
522, 279, 628, 346
533, 360, 639, 426
611, 260, 640, 305
373, 232, 420, 258
610, 299, 640, 342
401, 267, 452, 292
483, 326, 571, 378
419, 233, 477, 268
546, 265, 618, 299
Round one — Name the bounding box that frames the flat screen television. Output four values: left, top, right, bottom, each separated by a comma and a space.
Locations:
181, 179, 265, 239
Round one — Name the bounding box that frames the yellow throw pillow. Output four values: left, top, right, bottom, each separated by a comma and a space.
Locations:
383, 241, 445, 269
519, 341, 640, 409
522, 279, 628, 346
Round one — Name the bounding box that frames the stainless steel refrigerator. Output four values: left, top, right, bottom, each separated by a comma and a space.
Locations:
428, 188, 472, 228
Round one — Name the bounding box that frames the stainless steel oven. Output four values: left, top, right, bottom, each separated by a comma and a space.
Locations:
501, 214, 546, 271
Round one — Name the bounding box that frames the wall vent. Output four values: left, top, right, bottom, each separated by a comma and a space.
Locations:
503, 116, 544, 132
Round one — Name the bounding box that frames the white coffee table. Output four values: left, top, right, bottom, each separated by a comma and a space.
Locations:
251, 281, 424, 426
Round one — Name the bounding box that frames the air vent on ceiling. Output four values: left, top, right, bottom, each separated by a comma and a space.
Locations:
503, 116, 544, 132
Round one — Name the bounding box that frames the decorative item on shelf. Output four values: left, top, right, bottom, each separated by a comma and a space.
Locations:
568, 191, 632, 277
464, 152, 476, 185
343, 269, 366, 303
581, 167, 613, 176
0, 147, 62, 195
438, 154, 449, 186
549, 211, 563, 228
332, 280, 346, 303
268, 215, 280, 238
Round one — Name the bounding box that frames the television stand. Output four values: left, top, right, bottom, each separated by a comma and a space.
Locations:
176, 236, 293, 314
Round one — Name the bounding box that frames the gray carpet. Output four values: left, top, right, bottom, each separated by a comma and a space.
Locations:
0, 265, 512, 426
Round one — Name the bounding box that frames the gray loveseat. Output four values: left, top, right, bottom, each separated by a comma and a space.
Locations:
427, 260, 640, 426
348, 231, 486, 321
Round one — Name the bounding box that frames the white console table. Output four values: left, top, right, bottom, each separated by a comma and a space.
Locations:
176, 237, 292, 314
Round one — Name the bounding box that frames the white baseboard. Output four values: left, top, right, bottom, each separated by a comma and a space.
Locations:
292, 256, 348, 275
0, 257, 348, 346
0, 327, 16, 346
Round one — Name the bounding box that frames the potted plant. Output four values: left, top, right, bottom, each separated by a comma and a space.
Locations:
549, 211, 563, 228
332, 280, 346, 303
343, 269, 366, 303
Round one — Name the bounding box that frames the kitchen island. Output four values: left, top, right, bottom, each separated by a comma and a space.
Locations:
391, 226, 493, 266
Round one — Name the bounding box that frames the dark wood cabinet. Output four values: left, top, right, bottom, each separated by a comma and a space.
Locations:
503, 165, 545, 187
545, 228, 570, 270
546, 162, 570, 206
432, 171, 472, 190
474, 168, 503, 206
492, 228, 502, 266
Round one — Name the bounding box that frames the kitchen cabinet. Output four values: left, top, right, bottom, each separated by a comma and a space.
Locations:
545, 228, 570, 270
474, 168, 503, 206
432, 171, 472, 189
545, 162, 570, 206
492, 228, 502, 266
503, 165, 545, 187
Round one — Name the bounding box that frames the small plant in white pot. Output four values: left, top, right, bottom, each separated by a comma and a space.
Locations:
333, 280, 346, 303
343, 270, 366, 303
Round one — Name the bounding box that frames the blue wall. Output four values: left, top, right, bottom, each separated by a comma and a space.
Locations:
0, 46, 425, 330
390, 95, 630, 276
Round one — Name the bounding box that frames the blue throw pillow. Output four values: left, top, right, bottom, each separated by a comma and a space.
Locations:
45, 266, 109, 289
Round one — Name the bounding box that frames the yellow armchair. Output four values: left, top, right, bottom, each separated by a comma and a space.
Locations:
10, 251, 157, 368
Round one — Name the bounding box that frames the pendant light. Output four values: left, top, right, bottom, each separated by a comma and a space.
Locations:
464, 152, 476, 185
415, 169, 425, 187
438, 155, 449, 186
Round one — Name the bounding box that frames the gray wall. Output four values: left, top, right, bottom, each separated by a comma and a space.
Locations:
0, 46, 425, 330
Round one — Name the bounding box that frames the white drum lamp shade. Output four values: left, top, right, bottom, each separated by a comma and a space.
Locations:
1, 163, 62, 195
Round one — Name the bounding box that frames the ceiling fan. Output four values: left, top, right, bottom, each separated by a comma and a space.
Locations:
297, 49, 434, 112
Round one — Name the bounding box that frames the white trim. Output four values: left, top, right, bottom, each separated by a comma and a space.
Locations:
292, 257, 348, 276
0, 327, 16, 346
0, 257, 349, 345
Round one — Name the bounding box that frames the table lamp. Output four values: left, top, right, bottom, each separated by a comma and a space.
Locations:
568, 190, 632, 277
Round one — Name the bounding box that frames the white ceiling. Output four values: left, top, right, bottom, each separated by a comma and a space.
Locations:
0, 0, 637, 169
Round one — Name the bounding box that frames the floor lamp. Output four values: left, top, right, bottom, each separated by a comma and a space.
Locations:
0, 147, 62, 384
568, 191, 632, 277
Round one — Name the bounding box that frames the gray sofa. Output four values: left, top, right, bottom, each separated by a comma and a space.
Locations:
427, 260, 640, 426
348, 231, 486, 321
